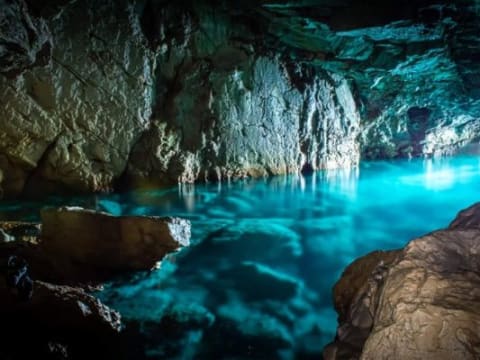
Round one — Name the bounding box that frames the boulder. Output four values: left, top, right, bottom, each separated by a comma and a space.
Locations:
39, 207, 190, 282
325, 203, 480, 360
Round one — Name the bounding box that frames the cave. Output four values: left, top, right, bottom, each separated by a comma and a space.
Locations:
1, 0, 480, 359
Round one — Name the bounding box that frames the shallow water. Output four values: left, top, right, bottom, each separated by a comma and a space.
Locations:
2, 156, 480, 358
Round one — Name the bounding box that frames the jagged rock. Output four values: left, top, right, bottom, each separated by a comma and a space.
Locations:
39, 207, 190, 282
0, 0, 52, 77
126, 49, 360, 185
325, 203, 480, 360
0, 279, 122, 359
2, 0, 480, 198
0, 0, 362, 197
0, 0, 155, 197
261, 1, 480, 159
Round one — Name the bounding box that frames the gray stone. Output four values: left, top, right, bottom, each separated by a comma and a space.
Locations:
0, 0, 52, 77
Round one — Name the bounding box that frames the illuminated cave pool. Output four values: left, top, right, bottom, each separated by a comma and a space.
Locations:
3, 155, 480, 359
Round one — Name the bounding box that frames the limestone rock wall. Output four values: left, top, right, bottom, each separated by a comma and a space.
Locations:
127, 49, 360, 185
2, 0, 480, 197
0, 0, 155, 197
0, 0, 360, 197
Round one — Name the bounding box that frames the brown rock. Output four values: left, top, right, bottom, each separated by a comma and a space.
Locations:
326, 203, 480, 360
324, 250, 400, 359
39, 207, 190, 282
448, 201, 480, 230
332, 250, 400, 323
361, 229, 480, 360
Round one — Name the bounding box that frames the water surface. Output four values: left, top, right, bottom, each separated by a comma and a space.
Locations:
1, 156, 480, 359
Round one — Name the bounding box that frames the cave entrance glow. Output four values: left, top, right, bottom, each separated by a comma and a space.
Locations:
2, 155, 480, 358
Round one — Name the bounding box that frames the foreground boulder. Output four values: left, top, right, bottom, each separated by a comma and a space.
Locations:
0, 208, 192, 358
325, 203, 480, 360
39, 207, 191, 282
0, 209, 191, 284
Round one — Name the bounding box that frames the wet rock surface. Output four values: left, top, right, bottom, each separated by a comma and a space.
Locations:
325, 202, 480, 360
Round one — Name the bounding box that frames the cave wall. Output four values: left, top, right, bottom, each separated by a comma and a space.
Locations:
127, 2, 360, 186
0, 0, 155, 197
1, 0, 479, 197
0, 0, 360, 197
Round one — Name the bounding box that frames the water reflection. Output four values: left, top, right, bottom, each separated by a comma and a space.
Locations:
1, 156, 480, 358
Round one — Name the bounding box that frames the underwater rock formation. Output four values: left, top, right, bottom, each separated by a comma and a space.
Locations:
325, 202, 480, 360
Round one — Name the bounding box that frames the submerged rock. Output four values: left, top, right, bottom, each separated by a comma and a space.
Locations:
220, 261, 301, 302
325, 203, 480, 360
39, 207, 190, 282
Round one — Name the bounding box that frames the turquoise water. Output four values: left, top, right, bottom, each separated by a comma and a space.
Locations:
1, 156, 480, 358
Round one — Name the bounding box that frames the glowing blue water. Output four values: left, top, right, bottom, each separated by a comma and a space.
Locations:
1, 156, 480, 359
